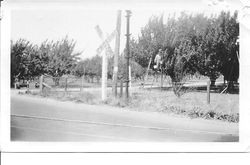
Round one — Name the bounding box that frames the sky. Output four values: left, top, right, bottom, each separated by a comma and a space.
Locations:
10, 0, 242, 60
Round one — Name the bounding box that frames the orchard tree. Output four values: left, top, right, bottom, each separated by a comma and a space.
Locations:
165, 39, 196, 82
131, 13, 203, 82
194, 12, 239, 86
25, 45, 45, 78
131, 15, 167, 68
194, 18, 223, 86
11, 39, 41, 86
89, 55, 102, 82
74, 60, 87, 77
11, 39, 30, 86
74, 55, 102, 83
40, 37, 81, 84
217, 11, 239, 88
43, 37, 81, 77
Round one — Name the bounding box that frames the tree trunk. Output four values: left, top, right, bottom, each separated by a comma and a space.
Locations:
228, 81, 234, 92
210, 78, 216, 87
97, 76, 100, 83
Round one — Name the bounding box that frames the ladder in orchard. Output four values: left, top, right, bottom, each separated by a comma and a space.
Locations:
141, 56, 153, 88
141, 55, 164, 90
150, 66, 164, 90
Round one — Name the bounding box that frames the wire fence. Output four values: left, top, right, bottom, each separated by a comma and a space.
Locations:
39, 74, 137, 99
37, 72, 233, 97
40, 74, 123, 92
41, 74, 86, 92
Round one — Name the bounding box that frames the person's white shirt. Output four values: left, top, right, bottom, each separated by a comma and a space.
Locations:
154, 53, 162, 69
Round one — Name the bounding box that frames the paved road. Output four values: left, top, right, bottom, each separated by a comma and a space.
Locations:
11, 93, 239, 142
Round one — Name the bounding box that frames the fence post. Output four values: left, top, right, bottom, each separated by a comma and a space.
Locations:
81, 75, 84, 92
27, 80, 30, 92
112, 10, 121, 97
160, 69, 163, 91
39, 75, 44, 93
14, 82, 17, 89
120, 81, 123, 98
207, 80, 210, 104
65, 77, 68, 92
129, 65, 132, 88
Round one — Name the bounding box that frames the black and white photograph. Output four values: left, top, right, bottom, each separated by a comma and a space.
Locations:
1, 0, 250, 152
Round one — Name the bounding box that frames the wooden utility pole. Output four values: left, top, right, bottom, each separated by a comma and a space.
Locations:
113, 10, 122, 97
125, 10, 131, 100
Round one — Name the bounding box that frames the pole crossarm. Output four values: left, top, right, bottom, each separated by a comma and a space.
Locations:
95, 25, 115, 56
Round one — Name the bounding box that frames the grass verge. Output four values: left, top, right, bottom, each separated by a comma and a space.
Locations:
25, 87, 239, 123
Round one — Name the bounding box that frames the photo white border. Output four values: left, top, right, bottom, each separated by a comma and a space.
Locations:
1, 0, 250, 153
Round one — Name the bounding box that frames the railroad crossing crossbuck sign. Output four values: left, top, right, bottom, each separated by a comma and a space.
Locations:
95, 25, 117, 101
96, 27, 117, 56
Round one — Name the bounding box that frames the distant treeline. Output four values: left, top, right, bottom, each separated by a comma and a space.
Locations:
11, 36, 144, 87
11, 11, 239, 87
